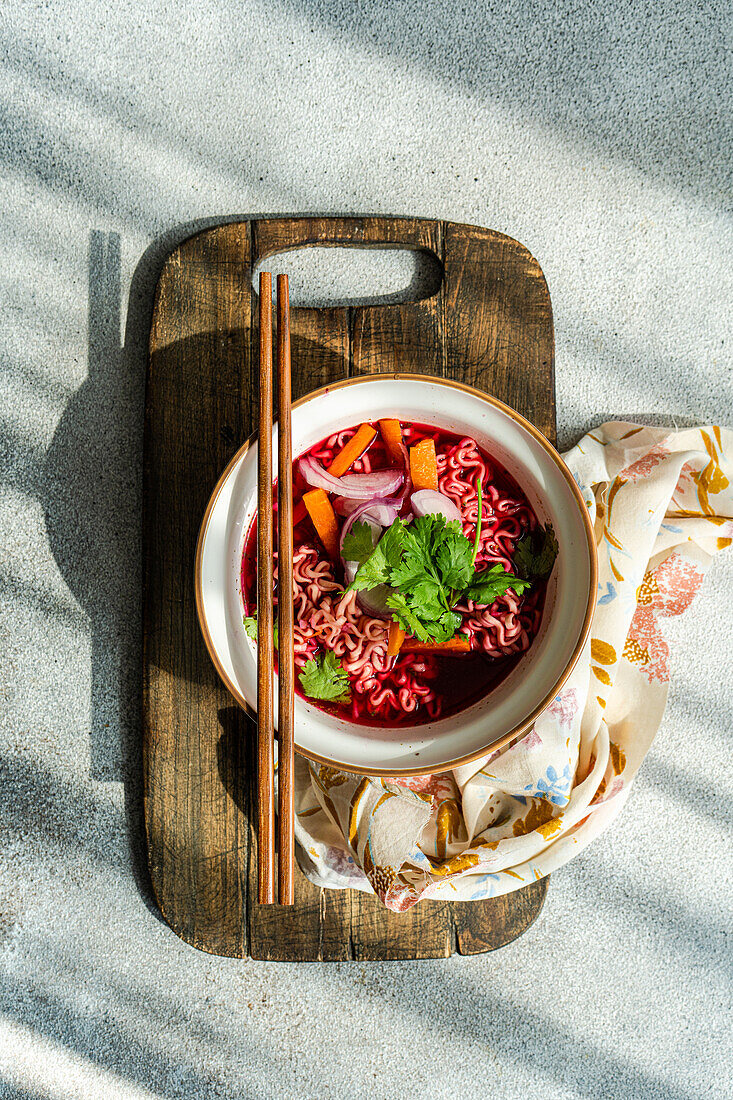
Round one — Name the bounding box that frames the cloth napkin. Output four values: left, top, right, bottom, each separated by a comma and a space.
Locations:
292, 423, 733, 911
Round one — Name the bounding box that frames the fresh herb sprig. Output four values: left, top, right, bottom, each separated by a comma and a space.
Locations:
247, 614, 350, 705
514, 524, 559, 582
345, 507, 530, 645
243, 615, 258, 640
299, 651, 351, 704
342, 519, 405, 591
243, 614, 279, 646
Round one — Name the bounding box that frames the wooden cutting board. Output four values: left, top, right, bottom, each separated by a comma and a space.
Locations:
143, 216, 555, 960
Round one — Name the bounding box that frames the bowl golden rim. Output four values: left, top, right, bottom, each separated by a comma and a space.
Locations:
194, 372, 597, 777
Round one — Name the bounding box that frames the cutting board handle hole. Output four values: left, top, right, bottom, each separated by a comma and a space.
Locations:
252, 246, 443, 309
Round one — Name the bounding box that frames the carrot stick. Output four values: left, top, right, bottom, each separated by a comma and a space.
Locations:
409, 438, 439, 491
402, 635, 471, 655
379, 418, 404, 465
387, 620, 405, 657
302, 488, 340, 559
326, 423, 377, 478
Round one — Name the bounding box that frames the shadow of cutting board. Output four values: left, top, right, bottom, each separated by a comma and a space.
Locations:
143, 216, 554, 960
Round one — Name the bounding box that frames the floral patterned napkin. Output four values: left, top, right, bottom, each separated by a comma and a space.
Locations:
292, 423, 733, 910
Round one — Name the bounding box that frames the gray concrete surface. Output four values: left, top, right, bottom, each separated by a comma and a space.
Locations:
1, 2, 732, 1097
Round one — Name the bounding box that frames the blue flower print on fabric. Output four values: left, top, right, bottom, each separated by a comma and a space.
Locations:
468, 873, 503, 899
524, 762, 573, 807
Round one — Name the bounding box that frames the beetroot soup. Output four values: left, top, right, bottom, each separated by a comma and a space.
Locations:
241, 420, 556, 728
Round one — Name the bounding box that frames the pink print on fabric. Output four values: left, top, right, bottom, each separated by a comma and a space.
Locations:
387, 883, 421, 912
618, 444, 670, 483
679, 460, 698, 487
390, 772, 455, 802
655, 553, 705, 617
626, 554, 704, 683
544, 688, 580, 730
521, 729, 543, 749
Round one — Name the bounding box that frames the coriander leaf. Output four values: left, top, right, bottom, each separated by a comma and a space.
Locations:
439, 609, 464, 641
407, 576, 449, 629
348, 519, 406, 593
411, 577, 448, 620
432, 516, 464, 545
378, 519, 407, 570
514, 524, 559, 582
464, 565, 531, 606
383, 514, 474, 643
386, 591, 432, 642
299, 651, 351, 704
389, 530, 436, 589
341, 520, 376, 565
350, 510, 533, 646
408, 514, 442, 562
389, 519, 444, 588
243, 615, 279, 647
347, 546, 391, 592
421, 609, 463, 645
435, 526, 474, 591
388, 557, 428, 590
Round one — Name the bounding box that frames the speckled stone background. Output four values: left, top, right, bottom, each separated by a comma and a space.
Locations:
0, 2, 731, 1097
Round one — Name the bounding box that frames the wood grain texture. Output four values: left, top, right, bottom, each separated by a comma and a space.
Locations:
144, 216, 554, 960
276, 274, 295, 906
256, 270, 275, 905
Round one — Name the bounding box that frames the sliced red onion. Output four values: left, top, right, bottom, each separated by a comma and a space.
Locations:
334, 495, 403, 521
393, 438, 413, 507
356, 585, 394, 619
361, 502, 401, 527
299, 455, 403, 500
338, 496, 401, 555
340, 513, 382, 562
410, 489, 462, 524
339, 497, 402, 621
333, 496, 361, 517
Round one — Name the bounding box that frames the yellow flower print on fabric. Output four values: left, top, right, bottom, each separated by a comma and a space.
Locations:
291, 423, 733, 910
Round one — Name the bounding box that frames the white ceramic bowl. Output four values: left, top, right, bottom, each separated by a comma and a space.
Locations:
195, 374, 596, 775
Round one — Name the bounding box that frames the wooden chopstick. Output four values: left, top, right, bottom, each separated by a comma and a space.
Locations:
276, 273, 295, 906
256, 271, 275, 905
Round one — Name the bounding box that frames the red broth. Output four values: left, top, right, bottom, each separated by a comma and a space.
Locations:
241, 421, 546, 727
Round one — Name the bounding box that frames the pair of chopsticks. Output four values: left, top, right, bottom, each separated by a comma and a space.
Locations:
257, 272, 295, 906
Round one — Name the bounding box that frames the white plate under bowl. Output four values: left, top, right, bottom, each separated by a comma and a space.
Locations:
195, 374, 596, 776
